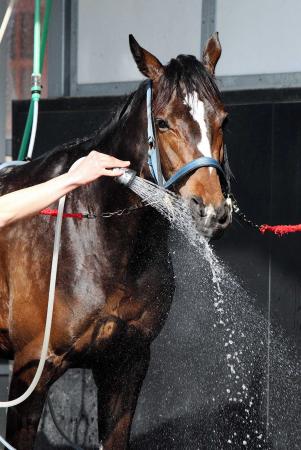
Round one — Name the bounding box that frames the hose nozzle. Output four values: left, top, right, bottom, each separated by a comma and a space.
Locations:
114, 168, 137, 187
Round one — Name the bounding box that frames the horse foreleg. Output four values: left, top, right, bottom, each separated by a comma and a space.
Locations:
92, 345, 150, 450
6, 349, 64, 450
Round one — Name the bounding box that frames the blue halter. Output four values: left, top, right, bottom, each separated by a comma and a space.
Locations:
146, 80, 226, 189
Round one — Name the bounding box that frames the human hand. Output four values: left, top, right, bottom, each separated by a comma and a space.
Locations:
68, 151, 130, 186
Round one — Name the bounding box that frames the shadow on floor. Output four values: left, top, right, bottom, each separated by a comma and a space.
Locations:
36, 396, 271, 450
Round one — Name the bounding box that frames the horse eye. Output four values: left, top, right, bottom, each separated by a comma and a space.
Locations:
156, 118, 169, 130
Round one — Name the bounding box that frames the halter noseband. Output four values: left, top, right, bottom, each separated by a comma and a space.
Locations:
146, 80, 227, 190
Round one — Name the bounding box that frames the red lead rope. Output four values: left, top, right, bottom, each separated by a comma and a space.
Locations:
40, 209, 301, 236
232, 197, 301, 236
40, 208, 85, 220
259, 224, 301, 236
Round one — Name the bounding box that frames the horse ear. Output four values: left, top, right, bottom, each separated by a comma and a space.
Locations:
202, 32, 222, 75
129, 34, 163, 81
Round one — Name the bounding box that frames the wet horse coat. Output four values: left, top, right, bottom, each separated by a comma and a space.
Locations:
0, 34, 231, 449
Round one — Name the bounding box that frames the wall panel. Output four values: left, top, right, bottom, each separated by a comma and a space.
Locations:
216, 0, 301, 76
77, 0, 203, 84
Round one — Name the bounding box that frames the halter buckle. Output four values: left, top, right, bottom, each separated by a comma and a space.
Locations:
148, 136, 155, 148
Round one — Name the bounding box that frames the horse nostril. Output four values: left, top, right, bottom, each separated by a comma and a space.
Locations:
190, 196, 205, 216
191, 196, 203, 207
217, 203, 230, 226
219, 213, 228, 225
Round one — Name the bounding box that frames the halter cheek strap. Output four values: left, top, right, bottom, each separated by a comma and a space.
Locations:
146, 80, 227, 190
146, 81, 165, 186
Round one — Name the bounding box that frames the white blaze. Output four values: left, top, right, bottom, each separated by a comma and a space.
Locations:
184, 92, 212, 167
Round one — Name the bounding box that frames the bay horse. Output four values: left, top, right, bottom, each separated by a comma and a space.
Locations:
0, 33, 231, 449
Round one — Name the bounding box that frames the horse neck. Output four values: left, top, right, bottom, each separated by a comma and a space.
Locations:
103, 90, 149, 171
67, 89, 168, 271
87, 90, 149, 214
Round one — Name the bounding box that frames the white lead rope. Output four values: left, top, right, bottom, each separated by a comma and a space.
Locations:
0, 195, 65, 408
26, 100, 39, 160
0, 0, 15, 46
0, 195, 65, 449
0, 435, 16, 450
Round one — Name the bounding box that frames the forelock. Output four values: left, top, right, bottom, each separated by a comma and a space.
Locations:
155, 54, 221, 113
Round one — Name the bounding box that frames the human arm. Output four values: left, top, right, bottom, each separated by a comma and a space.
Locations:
0, 151, 130, 228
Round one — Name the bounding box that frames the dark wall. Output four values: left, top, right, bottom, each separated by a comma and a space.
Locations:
12, 96, 123, 160
221, 90, 301, 348
13, 90, 301, 449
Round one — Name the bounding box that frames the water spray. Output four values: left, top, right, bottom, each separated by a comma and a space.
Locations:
114, 168, 137, 187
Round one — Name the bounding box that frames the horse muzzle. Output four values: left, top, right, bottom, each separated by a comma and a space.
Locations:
189, 196, 232, 239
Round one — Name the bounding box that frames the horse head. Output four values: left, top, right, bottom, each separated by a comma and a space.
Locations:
129, 33, 231, 239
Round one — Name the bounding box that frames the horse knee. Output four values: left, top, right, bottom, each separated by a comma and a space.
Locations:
99, 320, 119, 339
95, 317, 126, 346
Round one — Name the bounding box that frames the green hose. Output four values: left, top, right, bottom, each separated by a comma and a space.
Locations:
18, 0, 52, 161
40, 0, 52, 70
